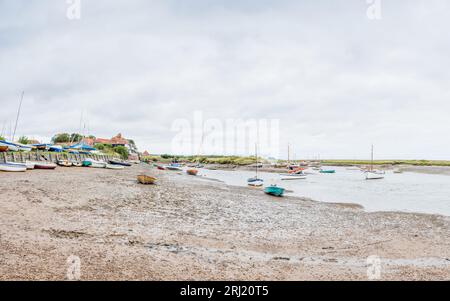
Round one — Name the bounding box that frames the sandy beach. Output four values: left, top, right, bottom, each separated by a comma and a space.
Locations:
0, 164, 449, 280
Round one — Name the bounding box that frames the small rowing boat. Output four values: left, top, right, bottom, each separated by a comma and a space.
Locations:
264, 185, 285, 197
71, 161, 83, 167
57, 160, 73, 167
34, 162, 57, 170
157, 165, 166, 170
247, 177, 264, 187
280, 173, 307, 180
186, 169, 198, 176
6, 161, 35, 170
165, 165, 182, 171
320, 169, 336, 174
137, 175, 157, 185
0, 163, 27, 172
83, 158, 106, 168
109, 159, 132, 167
105, 164, 124, 170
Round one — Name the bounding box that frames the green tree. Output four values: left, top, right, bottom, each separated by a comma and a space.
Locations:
52, 133, 71, 143
70, 133, 83, 143
96, 143, 105, 150
18, 136, 29, 144
114, 145, 129, 160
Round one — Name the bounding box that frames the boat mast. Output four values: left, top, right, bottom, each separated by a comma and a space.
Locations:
255, 143, 258, 178
287, 143, 290, 166
12, 91, 24, 142
371, 144, 374, 172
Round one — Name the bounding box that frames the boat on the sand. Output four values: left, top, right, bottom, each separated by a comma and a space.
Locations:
34, 162, 57, 170
105, 164, 124, 170
264, 185, 285, 197
165, 165, 182, 171
320, 169, 336, 174
137, 175, 157, 185
157, 165, 166, 170
57, 160, 73, 167
247, 177, 264, 187
6, 161, 35, 170
109, 159, 132, 167
280, 173, 307, 180
186, 169, 198, 176
83, 158, 106, 168
71, 161, 83, 167
0, 163, 27, 172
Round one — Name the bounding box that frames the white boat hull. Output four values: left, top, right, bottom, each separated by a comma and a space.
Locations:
248, 180, 264, 187
7, 161, 35, 170
105, 164, 124, 170
280, 174, 307, 180
0, 163, 27, 172
365, 172, 385, 180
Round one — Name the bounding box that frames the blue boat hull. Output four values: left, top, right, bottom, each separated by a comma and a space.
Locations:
264, 186, 285, 197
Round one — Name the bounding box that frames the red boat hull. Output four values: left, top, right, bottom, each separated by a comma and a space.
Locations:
34, 164, 57, 170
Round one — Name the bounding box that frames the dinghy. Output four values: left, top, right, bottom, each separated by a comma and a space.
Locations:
186, 169, 198, 176
57, 160, 73, 167
320, 169, 336, 174
83, 158, 106, 168
0, 163, 27, 172
105, 164, 124, 170
109, 159, 132, 167
264, 185, 285, 197
247, 177, 264, 187
137, 175, 157, 185
34, 162, 57, 170
280, 173, 307, 180
157, 165, 166, 170
7, 161, 35, 170
71, 161, 83, 167
165, 165, 182, 171
0, 145, 8, 152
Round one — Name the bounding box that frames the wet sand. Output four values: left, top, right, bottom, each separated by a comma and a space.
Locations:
0, 164, 449, 280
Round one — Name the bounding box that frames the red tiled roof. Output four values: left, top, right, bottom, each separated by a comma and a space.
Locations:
94, 134, 129, 146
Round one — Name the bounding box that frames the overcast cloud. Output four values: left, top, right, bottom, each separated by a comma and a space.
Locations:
0, 0, 449, 159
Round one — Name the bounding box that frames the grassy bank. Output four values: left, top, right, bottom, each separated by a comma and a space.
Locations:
142, 155, 450, 167
142, 155, 262, 166
321, 160, 450, 167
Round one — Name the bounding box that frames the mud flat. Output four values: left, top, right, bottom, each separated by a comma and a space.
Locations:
0, 165, 449, 280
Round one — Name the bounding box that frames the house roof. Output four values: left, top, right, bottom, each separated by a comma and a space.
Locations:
94, 133, 129, 145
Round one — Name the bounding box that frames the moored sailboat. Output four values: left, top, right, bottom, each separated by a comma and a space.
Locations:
365, 145, 384, 180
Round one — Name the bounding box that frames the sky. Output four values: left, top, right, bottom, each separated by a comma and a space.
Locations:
0, 0, 449, 159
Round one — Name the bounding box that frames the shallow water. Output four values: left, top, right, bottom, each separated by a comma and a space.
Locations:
198, 167, 450, 216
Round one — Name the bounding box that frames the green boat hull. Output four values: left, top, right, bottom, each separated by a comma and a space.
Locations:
82, 161, 92, 167
320, 170, 335, 174
264, 186, 285, 197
